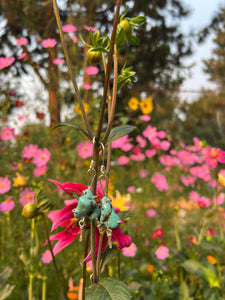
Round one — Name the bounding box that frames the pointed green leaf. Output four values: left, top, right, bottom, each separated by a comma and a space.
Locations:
202, 267, 220, 288
51, 123, 91, 140
86, 278, 131, 300
0, 266, 13, 282
130, 16, 146, 25
115, 28, 126, 49
120, 6, 129, 22
181, 260, 204, 277
179, 282, 191, 300
100, 248, 117, 271
107, 125, 137, 144
128, 35, 139, 46
118, 210, 133, 220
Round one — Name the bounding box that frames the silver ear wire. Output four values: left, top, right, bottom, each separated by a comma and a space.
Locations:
99, 142, 107, 195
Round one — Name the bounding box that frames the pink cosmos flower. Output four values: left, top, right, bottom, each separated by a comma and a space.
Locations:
190, 165, 211, 182
180, 175, 196, 187
85, 66, 99, 75
22, 144, 38, 159
177, 150, 196, 165
18, 52, 27, 60
0, 127, 14, 141
122, 242, 137, 257
120, 143, 133, 152
204, 147, 225, 168
151, 173, 168, 191
62, 24, 77, 33
0, 177, 11, 194
142, 125, 157, 140
111, 136, 129, 149
41, 38, 57, 48
130, 153, 145, 162
213, 193, 225, 205
84, 25, 97, 31
136, 135, 147, 148
76, 141, 93, 159
146, 209, 156, 218
33, 148, 51, 167
198, 196, 211, 208
118, 156, 130, 165
33, 166, 48, 177
157, 131, 166, 139
151, 228, 163, 239
19, 188, 35, 206
189, 191, 200, 202
0, 196, 15, 212
155, 246, 169, 260
145, 149, 156, 158
0, 57, 15, 70
41, 250, 52, 264
82, 83, 92, 90
160, 140, 171, 151
72, 35, 78, 43
53, 58, 65, 65
127, 186, 136, 193
159, 154, 179, 166
16, 37, 28, 46
140, 115, 151, 122
139, 169, 148, 178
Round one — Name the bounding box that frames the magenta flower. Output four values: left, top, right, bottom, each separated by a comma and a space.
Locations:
0, 127, 14, 141
0, 196, 15, 212
22, 144, 38, 159
146, 208, 156, 218
82, 83, 92, 90
130, 153, 145, 162
140, 115, 151, 122
0, 177, 11, 194
204, 147, 225, 168
142, 125, 157, 140
151, 228, 163, 239
72, 35, 78, 43
0, 57, 15, 70
18, 52, 27, 60
33, 166, 48, 177
76, 141, 93, 159
111, 136, 129, 149
198, 196, 210, 208
139, 169, 148, 178
157, 131, 166, 139
53, 58, 65, 65
16, 37, 28, 46
118, 156, 129, 165
180, 175, 196, 187
189, 191, 200, 202
127, 186, 136, 193
145, 149, 156, 158
155, 246, 169, 260
213, 193, 225, 205
62, 24, 77, 33
85, 66, 99, 75
136, 135, 147, 148
19, 188, 34, 206
33, 148, 51, 167
151, 172, 168, 191
84, 25, 97, 32
122, 242, 137, 257
41, 250, 53, 264
41, 38, 57, 48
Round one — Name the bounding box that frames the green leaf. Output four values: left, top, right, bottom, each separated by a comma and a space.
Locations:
181, 260, 204, 277
118, 210, 133, 220
107, 125, 137, 144
86, 278, 131, 300
179, 282, 192, 300
199, 240, 222, 252
51, 123, 91, 140
130, 16, 146, 25
115, 28, 126, 49
0, 284, 15, 300
100, 248, 117, 271
202, 267, 220, 288
0, 266, 13, 283
120, 6, 129, 22
127, 35, 139, 46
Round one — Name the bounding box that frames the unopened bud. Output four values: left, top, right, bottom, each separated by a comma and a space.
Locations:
22, 203, 39, 219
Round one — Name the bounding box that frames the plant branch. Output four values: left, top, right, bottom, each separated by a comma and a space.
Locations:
52, 0, 93, 140
96, 0, 122, 142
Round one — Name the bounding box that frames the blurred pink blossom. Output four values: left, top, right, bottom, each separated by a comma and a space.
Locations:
82, 83, 92, 90
157, 131, 166, 139
111, 136, 129, 149
33, 148, 51, 167
140, 115, 151, 122
143, 125, 157, 140
0, 57, 15, 70
85, 66, 99, 75
22, 144, 38, 159
139, 169, 148, 178
145, 149, 156, 158
204, 147, 225, 168
127, 186, 136, 193
84, 25, 97, 31
0, 196, 15, 212
198, 196, 211, 208
76, 141, 93, 158
62, 24, 77, 33
130, 153, 145, 162
0, 177, 11, 194
18, 52, 27, 60
41, 250, 52, 264
146, 209, 156, 218
19, 188, 34, 206
0, 127, 14, 141
33, 166, 48, 177
151, 172, 168, 191
155, 246, 169, 260
16, 37, 28, 46
120, 143, 133, 152
122, 242, 137, 257
189, 191, 200, 202
136, 135, 147, 148
118, 156, 129, 165
71, 35, 78, 43
53, 58, 65, 65
41, 38, 57, 48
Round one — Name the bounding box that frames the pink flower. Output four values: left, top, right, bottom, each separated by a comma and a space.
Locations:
41, 250, 53, 264
151, 228, 163, 239
84, 25, 97, 31
72, 35, 78, 43
155, 246, 169, 260
136, 135, 147, 148
33, 166, 48, 177
213, 193, 225, 205
82, 83, 92, 90
159, 154, 179, 166
85, 66, 99, 75
143, 125, 157, 140
0, 177, 11, 194
0, 57, 15, 70
111, 136, 129, 149
120, 143, 133, 152
160, 140, 171, 151
33, 148, 51, 167
122, 242, 137, 257
41, 38, 57, 48
118, 156, 129, 165
198, 196, 211, 208
22, 144, 38, 159
16, 37, 28, 46
18, 52, 27, 60
140, 115, 151, 122
53, 58, 65, 65
62, 24, 77, 33
0, 196, 15, 212
130, 153, 145, 162
180, 175, 196, 187
204, 147, 225, 168
139, 169, 148, 178
127, 186, 136, 193
76, 141, 93, 159
145, 149, 156, 158
0, 127, 14, 141
157, 131, 166, 139
189, 191, 200, 202
146, 209, 156, 218
151, 173, 168, 191
19, 188, 34, 206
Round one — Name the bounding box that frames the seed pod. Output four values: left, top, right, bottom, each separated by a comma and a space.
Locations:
22, 203, 39, 219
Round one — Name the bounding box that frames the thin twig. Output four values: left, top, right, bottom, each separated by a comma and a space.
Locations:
52, 0, 93, 140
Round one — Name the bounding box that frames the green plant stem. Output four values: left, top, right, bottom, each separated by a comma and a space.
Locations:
197, 218, 208, 245
42, 277, 47, 300
96, 0, 122, 142
30, 218, 35, 258
1, 215, 5, 260
96, 230, 104, 280
82, 230, 90, 300
42, 214, 66, 300
117, 250, 121, 280
29, 273, 33, 300
102, 45, 118, 145
174, 209, 181, 252
52, 0, 93, 140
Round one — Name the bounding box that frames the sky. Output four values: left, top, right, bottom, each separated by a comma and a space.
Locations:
179, 0, 225, 101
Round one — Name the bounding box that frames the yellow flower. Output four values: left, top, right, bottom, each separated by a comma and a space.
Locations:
218, 172, 225, 187
110, 190, 131, 211
140, 96, 153, 114
74, 103, 89, 115
147, 264, 154, 274
13, 172, 27, 187
66, 137, 71, 143
128, 97, 139, 111
207, 255, 217, 265
17, 163, 23, 171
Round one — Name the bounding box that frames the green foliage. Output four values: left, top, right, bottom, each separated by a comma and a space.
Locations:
107, 125, 137, 144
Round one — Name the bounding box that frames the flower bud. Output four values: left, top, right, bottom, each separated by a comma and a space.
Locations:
119, 20, 133, 37
86, 48, 102, 65
22, 203, 39, 219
